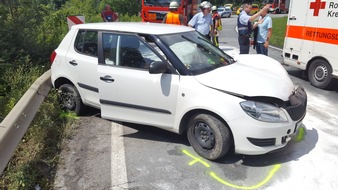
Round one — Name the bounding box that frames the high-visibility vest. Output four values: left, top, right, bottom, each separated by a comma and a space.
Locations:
166, 12, 181, 25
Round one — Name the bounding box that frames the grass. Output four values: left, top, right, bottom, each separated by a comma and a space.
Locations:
270, 16, 288, 48
0, 66, 77, 189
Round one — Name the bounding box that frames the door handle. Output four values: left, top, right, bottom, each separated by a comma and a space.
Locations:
69, 60, 78, 66
100, 75, 115, 83
289, 16, 296, 21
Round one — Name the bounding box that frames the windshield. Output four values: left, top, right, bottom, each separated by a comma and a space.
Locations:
143, 0, 182, 6
159, 31, 234, 75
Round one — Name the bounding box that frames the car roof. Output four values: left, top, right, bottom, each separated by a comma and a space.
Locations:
72, 22, 195, 35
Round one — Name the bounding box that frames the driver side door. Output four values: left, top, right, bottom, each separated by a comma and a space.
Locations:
97, 32, 180, 130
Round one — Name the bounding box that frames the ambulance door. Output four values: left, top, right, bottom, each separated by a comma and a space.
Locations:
283, 0, 310, 58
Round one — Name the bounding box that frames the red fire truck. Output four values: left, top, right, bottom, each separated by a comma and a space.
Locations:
141, 0, 201, 24
269, 0, 290, 14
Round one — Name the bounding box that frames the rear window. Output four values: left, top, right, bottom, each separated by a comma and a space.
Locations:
74, 30, 98, 57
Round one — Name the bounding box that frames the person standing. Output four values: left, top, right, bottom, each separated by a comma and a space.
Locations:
162, 1, 185, 25
211, 6, 221, 47
237, 3, 270, 54
188, 1, 213, 40
252, 8, 272, 55
101, 4, 118, 22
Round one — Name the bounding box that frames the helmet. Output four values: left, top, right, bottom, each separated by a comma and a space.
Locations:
211, 6, 217, 11
202, 2, 212, 9
200, 1, 207, 8
169, 1, 179, 9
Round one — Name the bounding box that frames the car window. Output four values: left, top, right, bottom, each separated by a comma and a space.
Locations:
102, 33, 162, 69
74, 30, 98, 57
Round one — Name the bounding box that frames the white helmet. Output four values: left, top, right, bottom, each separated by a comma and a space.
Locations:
211, 5, 217, 11
202, 1, 212, 9
200, 1, 207, 8
169, 1, 179, 9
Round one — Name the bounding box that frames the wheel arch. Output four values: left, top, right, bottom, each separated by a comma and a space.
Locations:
54, 77, 75, 89
306, 56, 331, 73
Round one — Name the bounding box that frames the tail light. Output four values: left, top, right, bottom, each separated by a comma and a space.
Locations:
50, 51, 57, 65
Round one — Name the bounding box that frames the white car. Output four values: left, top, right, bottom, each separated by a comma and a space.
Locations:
51, 22, 307, 160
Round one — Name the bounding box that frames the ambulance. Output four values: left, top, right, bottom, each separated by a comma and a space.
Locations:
283, 0, 338, 89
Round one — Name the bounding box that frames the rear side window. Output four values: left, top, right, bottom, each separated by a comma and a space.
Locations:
74, 30, 98, 57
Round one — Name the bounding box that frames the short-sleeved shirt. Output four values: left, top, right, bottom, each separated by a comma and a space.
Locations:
239, 11, 250, 26
188, 12, 213, 35
257, 15, 272, 43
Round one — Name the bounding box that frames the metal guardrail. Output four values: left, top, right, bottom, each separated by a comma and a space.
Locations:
0, 70, 52, 174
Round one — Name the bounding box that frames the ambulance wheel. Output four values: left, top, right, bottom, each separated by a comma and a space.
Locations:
187, 113, 231, 160
308, 59, 333, 89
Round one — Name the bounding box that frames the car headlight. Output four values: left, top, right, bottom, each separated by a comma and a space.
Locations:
240, 101, 288, 123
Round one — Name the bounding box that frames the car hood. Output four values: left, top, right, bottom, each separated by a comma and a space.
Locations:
194, 54, 294, 101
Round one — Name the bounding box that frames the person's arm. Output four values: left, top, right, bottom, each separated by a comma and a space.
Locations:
209, 16, 214, 36
162, 15, 167, 24
213, 16, 219, 34
264, 28, 272, 48
101, 12, 107, 22
179, 14, 185, 25
252, 17, 264, 29
112, 12, 118, 22
188, 15, 196, 27
249, 4, 270, 22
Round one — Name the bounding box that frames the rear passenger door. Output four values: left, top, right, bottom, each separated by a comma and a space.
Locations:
97, 32, 180, 130
66, 30, 100, 107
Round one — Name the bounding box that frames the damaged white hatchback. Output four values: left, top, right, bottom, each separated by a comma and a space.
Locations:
51, 22, 307, 160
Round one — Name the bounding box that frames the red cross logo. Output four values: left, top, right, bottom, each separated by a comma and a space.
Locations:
310, 0, 326, 16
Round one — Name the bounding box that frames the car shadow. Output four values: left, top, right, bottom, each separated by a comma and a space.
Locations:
121, 122, 190, 146
116, 121, 318, 167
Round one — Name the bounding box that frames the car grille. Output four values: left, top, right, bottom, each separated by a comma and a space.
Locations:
247, 137, 276, 147
284, 86, 307, 121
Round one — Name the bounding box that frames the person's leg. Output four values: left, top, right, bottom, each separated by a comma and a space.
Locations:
256, 43, 263, 54
239, 36, 250, 54
214, 36, 219, 47
263, 45, 268, 56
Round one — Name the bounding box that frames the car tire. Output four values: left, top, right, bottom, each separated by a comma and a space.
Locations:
187, 113, 231, 160
58, 84, 85, 115
308, 59, 333, 89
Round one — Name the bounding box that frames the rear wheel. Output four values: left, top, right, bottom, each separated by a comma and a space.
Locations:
187, 113, 231, 160
308, 59, 333, 89
58, 84, 85, 115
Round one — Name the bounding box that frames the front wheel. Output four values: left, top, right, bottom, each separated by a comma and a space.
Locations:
308, 59, 333, 89
58, 84, 85, 115
187, 114, 231, 160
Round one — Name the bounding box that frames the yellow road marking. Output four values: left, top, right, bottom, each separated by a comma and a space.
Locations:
182, 149, 281, 189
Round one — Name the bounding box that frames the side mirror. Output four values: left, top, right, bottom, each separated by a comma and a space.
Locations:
149, 61, 168, 74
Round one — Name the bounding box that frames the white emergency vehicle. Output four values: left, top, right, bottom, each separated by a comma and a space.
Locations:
283, 0, 338, 89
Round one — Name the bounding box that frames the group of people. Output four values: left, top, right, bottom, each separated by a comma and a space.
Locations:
102, 1, 272, 56
238, 3, 272, 55
162, 1, 273, 56
163, 1, 221, 47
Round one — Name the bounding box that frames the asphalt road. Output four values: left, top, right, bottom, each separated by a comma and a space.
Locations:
54, 14, 338, 190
